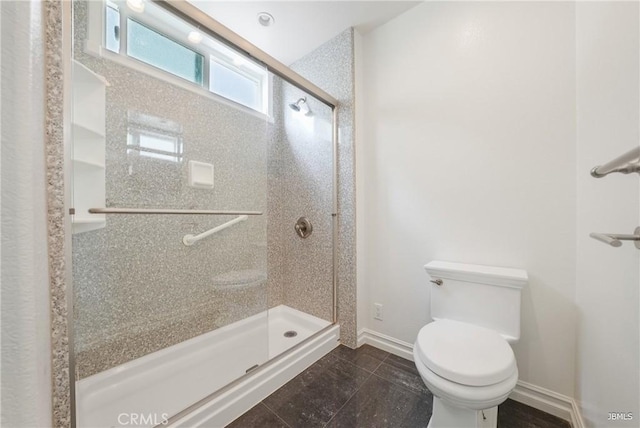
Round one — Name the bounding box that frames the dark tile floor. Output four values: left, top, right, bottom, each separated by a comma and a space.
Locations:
227, 345, 571, 428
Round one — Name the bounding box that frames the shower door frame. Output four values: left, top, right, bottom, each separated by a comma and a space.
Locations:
63, 1, 340, 427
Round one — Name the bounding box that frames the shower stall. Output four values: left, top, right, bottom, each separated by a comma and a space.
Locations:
68, 1, 341, 426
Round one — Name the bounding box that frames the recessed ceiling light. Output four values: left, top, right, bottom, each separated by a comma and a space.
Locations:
188, 31, 203, 44
126, 0, 144, 13
257, 12, 275, 27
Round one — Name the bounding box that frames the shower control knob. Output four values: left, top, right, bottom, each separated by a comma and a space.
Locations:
430, 279, 443, 286
295, 217, 313, 239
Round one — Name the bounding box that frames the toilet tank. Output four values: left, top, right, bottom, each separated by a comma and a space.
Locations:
425, 261, 528, 343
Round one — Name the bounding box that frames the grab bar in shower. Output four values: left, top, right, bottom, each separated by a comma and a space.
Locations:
591, 146, 640, 178
590, 227, 640, 249
87, 208, 262, 216
182, 215, 248, 246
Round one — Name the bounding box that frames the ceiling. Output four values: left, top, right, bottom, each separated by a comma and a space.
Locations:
188, 1, 421, 65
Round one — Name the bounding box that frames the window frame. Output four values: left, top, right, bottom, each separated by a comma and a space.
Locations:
85, 0, 270, 117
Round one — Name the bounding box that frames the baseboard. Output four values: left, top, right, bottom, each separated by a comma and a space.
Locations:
358, 328, 584, 428
357, 328, 414, 361
169, 325, 340, 427
511, 380, 585, 428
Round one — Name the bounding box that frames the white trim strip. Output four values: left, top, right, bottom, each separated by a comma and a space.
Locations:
357, 328, 584, 428
511, 380, 585, 428
357, 328, 414, 361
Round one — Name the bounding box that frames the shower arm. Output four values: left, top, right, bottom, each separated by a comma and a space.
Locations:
590, 146, 640, 178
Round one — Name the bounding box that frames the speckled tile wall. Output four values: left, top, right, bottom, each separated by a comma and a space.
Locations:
289, 29, 357, 347
44, 0, 71, 425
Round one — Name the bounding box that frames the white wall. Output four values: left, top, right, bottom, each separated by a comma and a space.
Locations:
358, 1, 578, 396
0, 1, 53, 426
575, 3, 639, 426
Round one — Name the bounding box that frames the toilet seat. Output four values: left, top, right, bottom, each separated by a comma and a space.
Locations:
413, 347, 519, 410
415, 319, 516, 387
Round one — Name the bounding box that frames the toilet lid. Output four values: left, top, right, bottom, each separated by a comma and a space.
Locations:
416, 319, 516, 387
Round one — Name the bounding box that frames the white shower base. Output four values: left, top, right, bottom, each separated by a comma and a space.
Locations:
76, 305, 336, 428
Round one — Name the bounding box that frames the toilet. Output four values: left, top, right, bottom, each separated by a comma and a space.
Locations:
414, 261, 528, 428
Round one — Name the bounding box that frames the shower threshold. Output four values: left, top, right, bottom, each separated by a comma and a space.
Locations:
76, 305, 337, 428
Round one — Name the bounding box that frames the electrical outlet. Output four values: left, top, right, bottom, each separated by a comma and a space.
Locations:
374, 303, 383, 321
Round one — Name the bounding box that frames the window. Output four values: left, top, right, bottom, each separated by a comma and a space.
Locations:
105, 2, 120, 53
210, 60, 261, 110
127, 19, 204, 85
100, 0, 268, 114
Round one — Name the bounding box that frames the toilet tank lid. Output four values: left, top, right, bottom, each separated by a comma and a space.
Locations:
425, 261, 528, 289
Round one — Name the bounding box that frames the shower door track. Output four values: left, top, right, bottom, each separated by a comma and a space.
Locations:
63, 1, 341, 427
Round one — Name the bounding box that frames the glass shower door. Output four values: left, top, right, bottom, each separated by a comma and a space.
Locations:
71, 0, 269, 425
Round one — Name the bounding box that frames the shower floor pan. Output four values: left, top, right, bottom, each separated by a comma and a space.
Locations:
76, 305, 336, 428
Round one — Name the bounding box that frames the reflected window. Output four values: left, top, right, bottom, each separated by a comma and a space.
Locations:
126, 112, 183, 163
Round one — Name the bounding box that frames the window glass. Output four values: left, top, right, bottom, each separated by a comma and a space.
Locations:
105, 4, 120, 53
210, 60, 261, 111
127, 19, 204, 85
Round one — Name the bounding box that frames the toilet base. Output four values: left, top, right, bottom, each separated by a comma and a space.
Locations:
428, 397, 498, 428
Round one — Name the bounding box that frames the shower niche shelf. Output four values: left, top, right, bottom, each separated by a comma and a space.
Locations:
72, 60, 108, 234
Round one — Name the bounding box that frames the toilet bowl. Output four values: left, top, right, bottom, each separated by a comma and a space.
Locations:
414, 319, 518, 427
415, 261, 528, 428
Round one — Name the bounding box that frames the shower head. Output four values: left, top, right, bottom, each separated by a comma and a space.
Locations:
289, 97, 310, 115
289, 99, 303, 111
